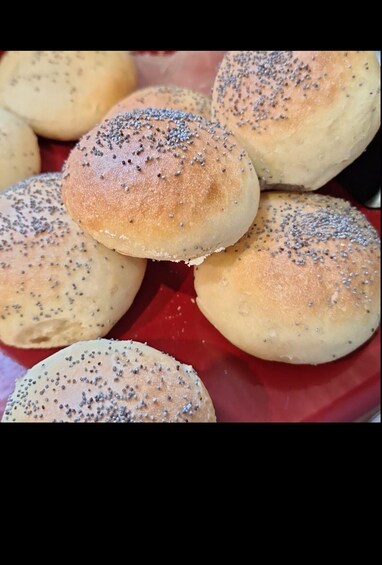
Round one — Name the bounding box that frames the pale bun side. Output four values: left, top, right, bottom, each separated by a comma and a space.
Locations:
0, 51, 137, 140
1, 339, 217, 423
0, 173, 146, 348
194, 191, 380, 364
62, 108, 260, 263
0, 107, 40, 191
212, 51, 381, 190
105, 85, 212, 120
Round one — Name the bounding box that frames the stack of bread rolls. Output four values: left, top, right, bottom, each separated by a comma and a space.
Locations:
0, 50, 380, 423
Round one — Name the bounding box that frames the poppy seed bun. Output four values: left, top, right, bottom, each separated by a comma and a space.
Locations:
0, 51, 137, 140
194, 191, 380, 365
61, 108, 260, 263
212, 51, 381, 190
1, 339, 217, 423
0, 173, 146, 348
0, 107, 40, 191
105, 85, 211, 120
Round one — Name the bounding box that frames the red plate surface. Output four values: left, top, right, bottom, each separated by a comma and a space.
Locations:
0, 52, 380, 422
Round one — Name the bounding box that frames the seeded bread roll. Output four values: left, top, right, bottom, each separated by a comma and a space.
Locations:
0, 51, 137, 140
1, 339, 217, 422
0, 173, 146, 348
212, 51, 381, 190
194, 191, 380, 365
105, 85, 212, 120
0, 107, 40, 191
61, 108, 260, 264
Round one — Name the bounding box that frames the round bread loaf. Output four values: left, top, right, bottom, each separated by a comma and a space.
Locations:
194, 191, 380, 365
61, 108, 260, 263
1, 339, 217, 422
0, 173, 146, 348
0, 107, 40, 191
0, 51, 137, 140
105, 85, 212, 120
212, 51, 381, 190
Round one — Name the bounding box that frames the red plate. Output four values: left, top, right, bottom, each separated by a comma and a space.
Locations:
0, 52, 380, 422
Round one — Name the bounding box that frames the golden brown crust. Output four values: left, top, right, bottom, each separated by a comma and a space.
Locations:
0, 107, 40, 191
0, 173, 146, 348
0, 51, 137, 140
194, 191, 380, 364
2, 339, 217, 423
212, 51, 381, 189
62, 108, 260, 262
105, 85, 212, 120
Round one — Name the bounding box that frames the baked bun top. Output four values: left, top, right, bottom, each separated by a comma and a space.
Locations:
2, 339, 217, 422
0, 106, 40, 191
194, 191, 380, 364
62, 108, 260, 263
0, 173, 146, 348
105, 85, 211, 120
212, 51, 381, 189
0, 51, 137, 140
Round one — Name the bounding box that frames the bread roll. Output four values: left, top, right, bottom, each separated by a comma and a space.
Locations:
0, 173, 146, 348
61, 108, 260, 263
1, 339, 216, 422
212, 51, 381, 190
0, 107, 40, 191
0, 51, 137, 140
105, 85, 211, 120
194, 191, 380, 365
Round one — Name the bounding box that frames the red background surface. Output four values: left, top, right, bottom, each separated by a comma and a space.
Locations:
0, 51, 380, 422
